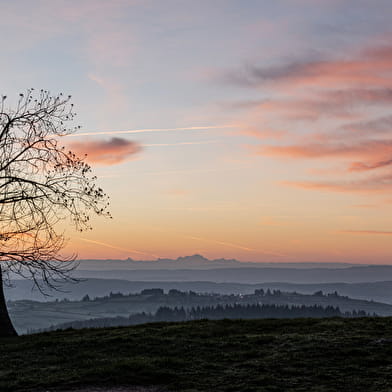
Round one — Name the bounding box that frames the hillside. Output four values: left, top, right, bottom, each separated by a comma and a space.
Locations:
2, 317, 392, 391
9, 289, 392, 333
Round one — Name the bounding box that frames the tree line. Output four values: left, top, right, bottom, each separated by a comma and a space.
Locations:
73, 287, 347, 303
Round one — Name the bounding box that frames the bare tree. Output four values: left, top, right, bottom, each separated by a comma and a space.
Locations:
0, 89, 110, 336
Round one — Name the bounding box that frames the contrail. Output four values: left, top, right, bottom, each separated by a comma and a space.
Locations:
185, 235, 256, 252
128, 225, 285, 257
66, 125, 235, 137
143, 140, 219, 147
339, 230, 392, 235
79, 238, 160, 258
183, 235, 286, 257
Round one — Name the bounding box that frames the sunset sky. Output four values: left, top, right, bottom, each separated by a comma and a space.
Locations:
3, 0, 392, 263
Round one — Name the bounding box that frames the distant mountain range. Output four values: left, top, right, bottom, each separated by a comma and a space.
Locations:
77, 254, 358, 270
73, 265, 392, 284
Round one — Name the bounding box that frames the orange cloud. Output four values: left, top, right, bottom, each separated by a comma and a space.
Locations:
68, 137, 141, 166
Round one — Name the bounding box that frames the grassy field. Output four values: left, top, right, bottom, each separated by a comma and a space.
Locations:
1, 317, 392, 391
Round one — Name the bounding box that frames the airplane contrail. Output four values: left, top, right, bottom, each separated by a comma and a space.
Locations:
185, 235, 256, 252
79, 238, 161, 258
339, 230, 392, 235
183, 235, 286, 257
66, 125, 235, 137
143, 140, 219, 147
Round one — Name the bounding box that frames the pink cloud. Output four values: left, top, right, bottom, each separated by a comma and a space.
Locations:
342, 115, 392, 134
282, 170, 392, 193
223, 37, 392, 195
326, 88, 392, 105
348, 158, 392, 172
224, 42, 392, 89
257, 98, 355, 121
230, 89, 392, 124
281, 181, 365, 193
68, 137, 141, 166
258, 139, 392, 161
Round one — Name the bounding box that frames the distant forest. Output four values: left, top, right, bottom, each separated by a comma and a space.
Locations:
39, 303, 372, 332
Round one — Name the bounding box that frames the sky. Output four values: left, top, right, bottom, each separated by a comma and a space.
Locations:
2, 0, 392, 263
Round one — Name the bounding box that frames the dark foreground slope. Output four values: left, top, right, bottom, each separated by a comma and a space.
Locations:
1, 318, 392, 392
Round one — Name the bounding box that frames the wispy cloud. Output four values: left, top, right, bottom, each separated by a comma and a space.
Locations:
342, 115, 392, 134
258, 140, 392, 170
348, 158, 392, 172
223, 43, 392, 89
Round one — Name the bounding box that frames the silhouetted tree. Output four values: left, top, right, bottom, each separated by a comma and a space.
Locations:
0, 89, 110, 336
141, 288, 164, 296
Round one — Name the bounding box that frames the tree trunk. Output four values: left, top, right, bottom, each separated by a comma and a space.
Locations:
0, 266, 17, 337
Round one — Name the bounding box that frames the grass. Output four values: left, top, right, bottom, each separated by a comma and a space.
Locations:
1, 317, 392, 391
